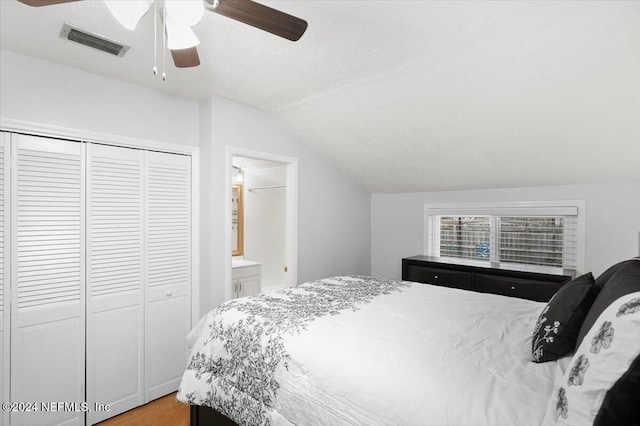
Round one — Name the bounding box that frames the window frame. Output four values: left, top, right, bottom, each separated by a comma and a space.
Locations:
424, 200, 586, 274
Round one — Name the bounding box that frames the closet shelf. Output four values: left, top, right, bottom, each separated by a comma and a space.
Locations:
248, 185, 285, 191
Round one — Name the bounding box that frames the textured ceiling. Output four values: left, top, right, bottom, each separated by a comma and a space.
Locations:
1, 0, 639, 193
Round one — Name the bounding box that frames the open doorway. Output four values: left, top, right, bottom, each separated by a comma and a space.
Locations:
225, 147, 298, 301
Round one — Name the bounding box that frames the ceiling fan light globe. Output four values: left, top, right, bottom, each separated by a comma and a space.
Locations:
165, 17, 200, 50
104, 0, 152, 31
165, 0, 204, 27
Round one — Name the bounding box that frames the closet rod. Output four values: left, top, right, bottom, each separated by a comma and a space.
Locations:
248, 185, 286, 192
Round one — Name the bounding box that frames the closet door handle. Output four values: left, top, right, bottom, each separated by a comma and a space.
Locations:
239, 281, 242, 293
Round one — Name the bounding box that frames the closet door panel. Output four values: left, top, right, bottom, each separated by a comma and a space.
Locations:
146, 291, 189, 398
86, 144, 144, 424
10, 135, 85, 426
145, 151, 191, 401
90, 303, 141, 419
0, 133, 8, 426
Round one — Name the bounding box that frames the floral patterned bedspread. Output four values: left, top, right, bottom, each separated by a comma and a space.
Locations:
177, 275, 560, 426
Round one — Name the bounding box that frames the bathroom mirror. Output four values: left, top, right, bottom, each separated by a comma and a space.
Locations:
232, 185, 244, 256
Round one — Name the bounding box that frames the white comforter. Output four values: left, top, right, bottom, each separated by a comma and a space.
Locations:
177, 276, 558, 426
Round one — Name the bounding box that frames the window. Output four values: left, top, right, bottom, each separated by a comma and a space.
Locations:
498, 216, 565, 267
439, 216, 491, 260
425, 201, 584, 273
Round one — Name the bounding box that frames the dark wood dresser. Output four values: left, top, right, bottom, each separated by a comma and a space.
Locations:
402, 255, 575, 302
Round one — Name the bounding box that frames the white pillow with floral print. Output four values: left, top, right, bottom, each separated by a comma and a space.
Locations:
542, 291, 640, 425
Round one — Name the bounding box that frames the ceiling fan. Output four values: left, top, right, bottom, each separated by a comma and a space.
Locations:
17, 0, 308, 69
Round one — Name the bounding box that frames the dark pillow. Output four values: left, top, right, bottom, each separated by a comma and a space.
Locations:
594, 353, 640, 426
576, 258, 640, 349
531, 273, 598, 363
594, 258, 632, 289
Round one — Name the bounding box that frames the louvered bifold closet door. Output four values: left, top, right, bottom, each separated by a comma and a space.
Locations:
0, 133, 9, 426
10, 135, 85, 426
144, 151, 191, 401
86, 144, 144, 424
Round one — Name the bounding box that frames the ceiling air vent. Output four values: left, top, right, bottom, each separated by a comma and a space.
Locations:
60, 24, 129, 57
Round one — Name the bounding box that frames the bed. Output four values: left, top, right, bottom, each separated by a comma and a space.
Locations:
177, 259, 640, 426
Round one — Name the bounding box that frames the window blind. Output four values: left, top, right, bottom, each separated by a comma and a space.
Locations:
439, 216, 490, 261
426, 201, 583, 272
499, 217, 564, 267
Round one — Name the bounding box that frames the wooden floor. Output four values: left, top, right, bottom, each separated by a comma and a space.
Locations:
96, 393, 189, 426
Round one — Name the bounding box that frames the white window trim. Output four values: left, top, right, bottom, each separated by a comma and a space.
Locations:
424, 200, 586, 274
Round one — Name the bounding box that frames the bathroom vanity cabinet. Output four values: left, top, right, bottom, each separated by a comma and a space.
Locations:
231, 260, 262, 298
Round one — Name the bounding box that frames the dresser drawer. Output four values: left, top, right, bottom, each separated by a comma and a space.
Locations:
473, 273, 561, 302
405, 265, 472, 290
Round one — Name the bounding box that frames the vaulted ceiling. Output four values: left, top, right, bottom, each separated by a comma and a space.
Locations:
1, 0, 639, 192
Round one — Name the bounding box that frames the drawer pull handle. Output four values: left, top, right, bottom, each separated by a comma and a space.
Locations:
434, 275, 438, 279
511, 286, 516, 290
166, 291, 172, 297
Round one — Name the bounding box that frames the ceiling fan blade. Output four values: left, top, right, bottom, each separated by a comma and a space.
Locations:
17, 0, 81, 6
171, 47, 200, 68
206, 0, 307, 41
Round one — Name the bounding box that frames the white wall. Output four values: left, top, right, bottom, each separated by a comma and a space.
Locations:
0, 49, 199, 146
371, 192, 426, 280
201, 96, 371, 311
198, 98, 214, 316
244, 166, 287, 291
371, 182, 640, 281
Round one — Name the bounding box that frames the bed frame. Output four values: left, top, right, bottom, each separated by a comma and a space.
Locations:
190, 405, 237, 426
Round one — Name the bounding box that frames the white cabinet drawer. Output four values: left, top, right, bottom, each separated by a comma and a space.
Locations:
232, 264, 261, 279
